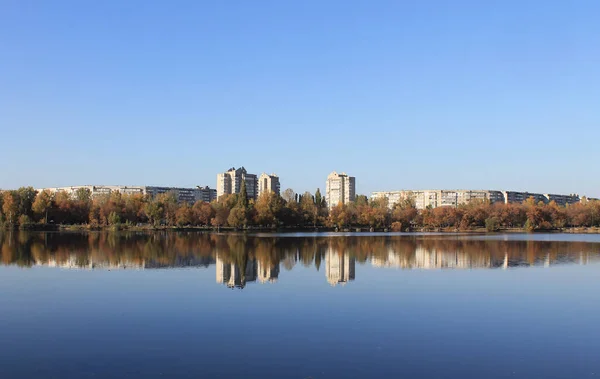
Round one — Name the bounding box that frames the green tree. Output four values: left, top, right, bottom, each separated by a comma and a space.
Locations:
355, 195, 368, 207
314, 188, 325, 209
228, 207, 247, 229
144, 199, 164, 226
108, 211, 121, 226
16, 187, 37, 218
157, 192, 178, 226
238, 180, 249, 209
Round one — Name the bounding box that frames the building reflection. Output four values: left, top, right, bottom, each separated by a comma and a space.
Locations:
258, 260, 279, 283
325, 248, 355, 286
216, 254, 257, 289
2, 232, 600, 289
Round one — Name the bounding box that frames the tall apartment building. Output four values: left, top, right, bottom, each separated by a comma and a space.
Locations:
371, 189, 580, 210
325, 171, 355, 209
37, 185, 214, 204
257, 173, 281, 198
216, 167, 258, 200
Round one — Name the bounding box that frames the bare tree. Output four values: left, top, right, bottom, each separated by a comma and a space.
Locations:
282, 188, 296, 203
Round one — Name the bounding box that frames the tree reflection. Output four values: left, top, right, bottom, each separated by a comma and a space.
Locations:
1, 232, 600, 289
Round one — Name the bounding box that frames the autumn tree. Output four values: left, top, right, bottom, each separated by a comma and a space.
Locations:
175, 202, 193, 226
300, 191, 318, 227
157, 192, 178, 226
143, 197, 164, 226
211, 202, 230, 229
327, 203, 349, 228
32, 190, 53, 223
0, 192, 4, 225
282, 188, 296, 203
391, 198, 418, 231
254, 192, 283, 226
2, 191, 19, 225
193, 201, 215, 226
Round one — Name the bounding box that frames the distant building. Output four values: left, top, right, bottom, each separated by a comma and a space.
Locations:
371, 190, 504, 210
257, 173, 281, 198
145, 186, 198, 204
325, 171, 355, 209
502, 191, 546, 205
544, 193, 580, 206
216, 167, 258, 200
371, 189, 581, 210
325, 248, 355, 286
196, 186, 217, 202
37, 185, 211, 204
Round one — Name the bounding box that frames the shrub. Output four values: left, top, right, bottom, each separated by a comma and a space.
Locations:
485, 217, 498, 232
391, 221, 403, 232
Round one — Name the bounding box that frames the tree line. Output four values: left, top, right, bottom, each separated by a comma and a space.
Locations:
1, 184, 600, 231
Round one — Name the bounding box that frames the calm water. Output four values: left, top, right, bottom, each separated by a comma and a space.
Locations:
1, 231, 600, 379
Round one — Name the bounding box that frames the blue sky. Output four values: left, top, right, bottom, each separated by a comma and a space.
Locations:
1, 0, 599, 197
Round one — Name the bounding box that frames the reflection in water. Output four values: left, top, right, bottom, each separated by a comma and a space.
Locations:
325, 247, 355, 286
2, 232, 600, 288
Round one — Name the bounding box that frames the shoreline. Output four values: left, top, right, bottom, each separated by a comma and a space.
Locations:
3, 224, 600, 234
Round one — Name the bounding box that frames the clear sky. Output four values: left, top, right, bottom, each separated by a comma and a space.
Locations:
1, 0, 599, 197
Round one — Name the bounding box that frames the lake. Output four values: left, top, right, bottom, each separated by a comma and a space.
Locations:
1, 231, 600, 378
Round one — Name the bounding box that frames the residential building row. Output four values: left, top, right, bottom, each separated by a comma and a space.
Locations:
370, 189, 582, 210
216, 167, 280, 200
37, 185, 217, 204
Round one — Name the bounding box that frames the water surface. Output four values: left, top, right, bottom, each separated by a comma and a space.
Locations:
1, 232, 599, 378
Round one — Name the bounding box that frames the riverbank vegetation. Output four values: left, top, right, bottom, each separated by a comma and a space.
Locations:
1, 185, 600, 232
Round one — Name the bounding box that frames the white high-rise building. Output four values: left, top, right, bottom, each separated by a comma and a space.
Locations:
216, 167, 258, 200
325, 171, 355, 209
257, 173, 281, 198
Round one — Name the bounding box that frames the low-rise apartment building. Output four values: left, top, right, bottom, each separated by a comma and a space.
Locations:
371, 190, 505, 209
371, 189, 580, 209
38, 185, 216, 204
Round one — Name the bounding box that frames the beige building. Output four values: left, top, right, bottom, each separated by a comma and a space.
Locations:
372, 190, 505, 210
216, 167, 258, 200
37, 185, 213, 204
325, 171, 355, 209
257, 173, 281, 198
372, 189, 581, 209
